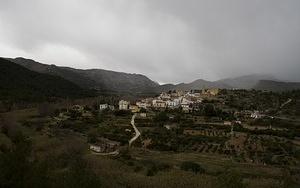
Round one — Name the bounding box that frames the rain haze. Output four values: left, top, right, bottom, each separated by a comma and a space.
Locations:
0, 0, 300, 84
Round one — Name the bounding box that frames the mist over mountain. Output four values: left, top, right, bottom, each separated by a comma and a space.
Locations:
156, 74, 298, 92
254, 80, 300, 92
3, 57, 300, 94
215, 74, 279, 89
156, 79, 231, 92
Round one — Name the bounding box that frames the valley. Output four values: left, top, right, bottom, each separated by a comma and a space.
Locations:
1, 87, 299, 188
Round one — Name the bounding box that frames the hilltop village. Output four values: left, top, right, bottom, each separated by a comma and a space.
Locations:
98, 88, 264, 124
98, 88, 219, 114
117, 89, 219, 113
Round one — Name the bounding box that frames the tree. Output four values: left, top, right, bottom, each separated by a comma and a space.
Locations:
203, 104, 216, 116
154, 111, 169, 122
140, 108, 147, 113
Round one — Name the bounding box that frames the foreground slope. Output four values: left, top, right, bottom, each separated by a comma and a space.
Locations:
0, 58, 94, 101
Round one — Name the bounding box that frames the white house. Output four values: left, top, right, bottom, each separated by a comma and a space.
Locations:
152, 99, 167, 108
139, 113, 147, 118
166, 98, 180, 108
119, 100, 130, 110
251, 111, 262, 119
90, 144, 102, 153
181, 98, 193, 112
136, 101, 150, 109
99, 104, 108, 111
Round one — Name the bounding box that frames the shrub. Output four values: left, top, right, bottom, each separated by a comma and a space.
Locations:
153, 112, 169, 122
180, 161, 205, 174
141, 160, 171, 176
146, 168, 156, 176
217, 170, 246, 188
114, 110, 131, 116
87, 131, 97, 144
134, 166, 143, 172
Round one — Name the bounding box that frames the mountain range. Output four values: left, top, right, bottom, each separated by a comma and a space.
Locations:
2, 57, 300, 99
253, 80, 300, 92
156, 74, 298, 92
8, 57, 159, 94
0, 58, 95, 102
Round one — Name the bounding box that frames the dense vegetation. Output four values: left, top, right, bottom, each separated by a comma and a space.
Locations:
0, 124, 101, 188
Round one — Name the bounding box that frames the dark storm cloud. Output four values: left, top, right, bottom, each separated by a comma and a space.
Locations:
0, 0, 300, 83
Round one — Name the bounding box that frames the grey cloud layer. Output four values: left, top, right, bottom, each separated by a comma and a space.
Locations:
0, 0, 299, 83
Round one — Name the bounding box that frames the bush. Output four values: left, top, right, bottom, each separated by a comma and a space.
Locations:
146, 168, 156, 176
141, 160, 171, 176
87, 131, 97, 144
153, 112, 169, 122
114, 110, 131, 116
217, 170, 246, 188
118, 148, 132, 160
203, 104, 216, 116
180, 161, 205, 174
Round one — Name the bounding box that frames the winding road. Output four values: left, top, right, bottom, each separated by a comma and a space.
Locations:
280, 98, 292, 109
129, 114, 141, 147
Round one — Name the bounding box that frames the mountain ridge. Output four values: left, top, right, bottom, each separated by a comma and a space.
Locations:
4, 57, 300, 93
254, 80, 300, 92
7, 57, 159, 94
0, 57, 95, 101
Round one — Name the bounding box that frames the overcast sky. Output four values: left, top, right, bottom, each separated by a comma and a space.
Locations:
0, 0, 300, 83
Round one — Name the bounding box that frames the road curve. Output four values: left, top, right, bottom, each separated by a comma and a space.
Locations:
129, 114, 141, 147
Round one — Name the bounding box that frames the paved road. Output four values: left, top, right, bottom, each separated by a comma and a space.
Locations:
129, 114, 141, 147
280, 98, 292, 109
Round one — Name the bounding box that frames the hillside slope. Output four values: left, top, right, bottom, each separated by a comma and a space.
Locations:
0, 58, 94, 101
9, 57, 159, 94
216, 74, 278, 89
157, 79, 230, 92
254, 80, 300, 92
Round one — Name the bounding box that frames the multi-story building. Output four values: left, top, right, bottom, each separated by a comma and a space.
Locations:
99, 104, 108, 110
166, 98, 181, 108
181, 98, 193, 112
152, 99, 167, 108
119, 100, 129, 110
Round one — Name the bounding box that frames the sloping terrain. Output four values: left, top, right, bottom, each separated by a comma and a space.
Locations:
156, 79, 231, 92
8, 57, 159, 93
254, 80, 300, 92
6, 57, 299, 93
215, 74, 279, 89
0, 58, 94, 101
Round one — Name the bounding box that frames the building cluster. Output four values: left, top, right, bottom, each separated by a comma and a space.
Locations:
97, 89, 220, 113
110, 89, 220, 113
